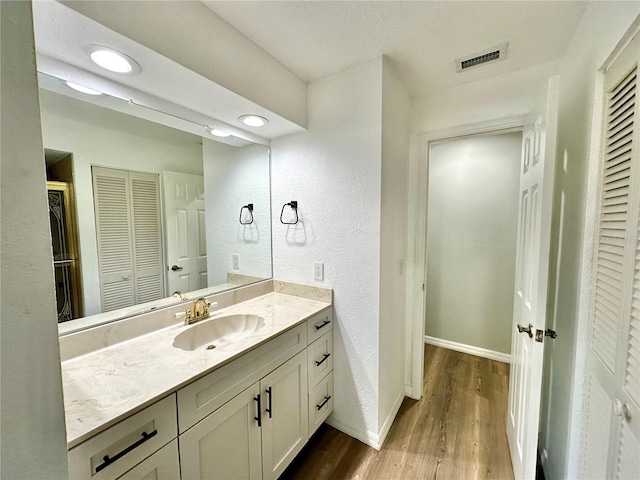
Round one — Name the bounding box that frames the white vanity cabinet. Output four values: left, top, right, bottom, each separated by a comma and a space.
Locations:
179, 383, 263, 480
67, 395, 178, 480
68, 307, 333, 480
180, 350, 308, 480
116, 440, 180, 480
259, 350, 308, 480
306, 313, 334, 437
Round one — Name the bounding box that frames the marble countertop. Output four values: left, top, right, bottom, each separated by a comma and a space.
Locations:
62, 292, 331, 449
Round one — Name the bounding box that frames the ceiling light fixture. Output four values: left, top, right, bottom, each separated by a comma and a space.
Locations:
206, 126, 230, 138
87, 46, 140, 74
239, 115, 268, 127
64, 81, 103, 96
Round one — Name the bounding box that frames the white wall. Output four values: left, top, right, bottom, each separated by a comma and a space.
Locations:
539, 4, 640, 479
0, 2, 68, 477
203, 139, 271, 284
425, 132, 521, 355
413, 60, 557, 133
271, 58, 384, 444
378, 58, 411, 435
40, 105, 203, 316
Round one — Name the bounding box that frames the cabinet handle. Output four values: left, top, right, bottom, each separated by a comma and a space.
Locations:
315, 353, 331, 367
265, 387, 272, 418
314, 319, 331, 331
316, 395, 332, 411
254, 394, 261, 427
95, 429, 158, 473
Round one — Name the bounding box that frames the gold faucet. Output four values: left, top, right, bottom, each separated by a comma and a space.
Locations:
172, 291, 188, 301
175, 298, 218, 325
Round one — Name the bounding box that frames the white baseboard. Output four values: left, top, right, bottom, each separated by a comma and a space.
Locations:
378, 390, 406, 448
325, 389, 406, 451
424, 335, 511, 364
325, 415, 382, 450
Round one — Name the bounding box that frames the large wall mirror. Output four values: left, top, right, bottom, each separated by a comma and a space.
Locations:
38, 73, 272, 335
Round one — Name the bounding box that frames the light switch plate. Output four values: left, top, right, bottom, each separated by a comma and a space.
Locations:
232, 254, 239, 270
313, 262, 324, 281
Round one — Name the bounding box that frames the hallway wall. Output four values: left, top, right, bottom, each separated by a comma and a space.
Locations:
425, 132, 521, 355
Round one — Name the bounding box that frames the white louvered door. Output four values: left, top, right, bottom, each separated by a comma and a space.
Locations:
93, 167, 135, 311
93, 167, 165, 311
130, 171, 165, 305
582, 31, 640, 480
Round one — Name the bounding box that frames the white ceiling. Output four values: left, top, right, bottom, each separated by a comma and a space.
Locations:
203, 0, 589, 98
32, 0, 303, 141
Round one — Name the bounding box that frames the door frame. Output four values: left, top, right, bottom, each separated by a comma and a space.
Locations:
568, 15, 640, 478
404, 115, 528, 399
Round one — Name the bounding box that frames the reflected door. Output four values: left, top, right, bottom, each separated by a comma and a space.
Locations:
162, 171, 208, 294
47, 181, 82, 322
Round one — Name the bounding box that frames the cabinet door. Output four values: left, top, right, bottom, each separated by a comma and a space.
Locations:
179, 383, 262, 480
260, 350, 308, 480
117, 440, 180, 480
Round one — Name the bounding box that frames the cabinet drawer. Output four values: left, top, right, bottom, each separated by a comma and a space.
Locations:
309, 371, 334, 436
307, 308, 333, 345
68, 395, 177, 480
178, 323, 307, 433
116, 440, 180, 480
307, 331, 333, 389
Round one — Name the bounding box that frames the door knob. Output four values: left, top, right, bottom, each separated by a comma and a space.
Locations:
517, 323, 533, 338
171, 265, 183, 271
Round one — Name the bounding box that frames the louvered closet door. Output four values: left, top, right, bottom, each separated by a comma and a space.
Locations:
129, 171, 165, 304
93, 167, 165, 312
583, 31, 640, 480
93, 167, 135, 311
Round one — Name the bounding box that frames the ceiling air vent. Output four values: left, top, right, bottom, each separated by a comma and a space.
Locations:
455, 43, 508, 73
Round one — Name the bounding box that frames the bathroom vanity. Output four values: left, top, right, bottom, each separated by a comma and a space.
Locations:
62, 282, 334, 480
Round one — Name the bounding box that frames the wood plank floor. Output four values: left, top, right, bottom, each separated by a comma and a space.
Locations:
281, 345, 514, 480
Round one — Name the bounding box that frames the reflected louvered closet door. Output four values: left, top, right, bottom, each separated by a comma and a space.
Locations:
583, 31, 640, 480
93, 167, 165, 312
130, 171, 165, 304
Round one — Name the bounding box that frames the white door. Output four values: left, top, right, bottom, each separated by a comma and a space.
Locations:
582, 32, 640, 479
162, 171, 207, 294
179, 382, 263, 480
507, 77, 559, 480
260, 350, 308, 480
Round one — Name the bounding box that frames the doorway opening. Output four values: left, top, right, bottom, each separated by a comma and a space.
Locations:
424, 130, 522, 362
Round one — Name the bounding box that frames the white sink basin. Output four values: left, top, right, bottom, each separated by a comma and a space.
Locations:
173, 314, 266, 351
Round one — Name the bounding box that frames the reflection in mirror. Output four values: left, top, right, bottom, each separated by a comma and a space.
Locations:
38, 74, 272, 333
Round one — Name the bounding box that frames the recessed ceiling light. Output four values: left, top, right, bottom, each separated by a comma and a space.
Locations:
206, 126, 230, 138
64, 81, 103, 96
239, 115, 268, 127
87, 46, 140, 74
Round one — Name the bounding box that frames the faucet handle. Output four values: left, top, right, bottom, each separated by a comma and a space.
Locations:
175, 309, 192, 320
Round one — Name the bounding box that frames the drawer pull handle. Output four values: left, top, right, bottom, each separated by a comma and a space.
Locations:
315, 353, 331, 367
95, 429, 158, 473
254, 394, 262, 427
316, 395, 332, 411
315, 319, 331, 331
266, 387, 272, 419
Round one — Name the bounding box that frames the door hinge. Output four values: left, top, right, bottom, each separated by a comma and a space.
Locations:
535, 328, 558, 343
422, 283, 425, 292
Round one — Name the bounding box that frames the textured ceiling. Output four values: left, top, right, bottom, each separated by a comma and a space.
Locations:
203, 1, 588, 98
